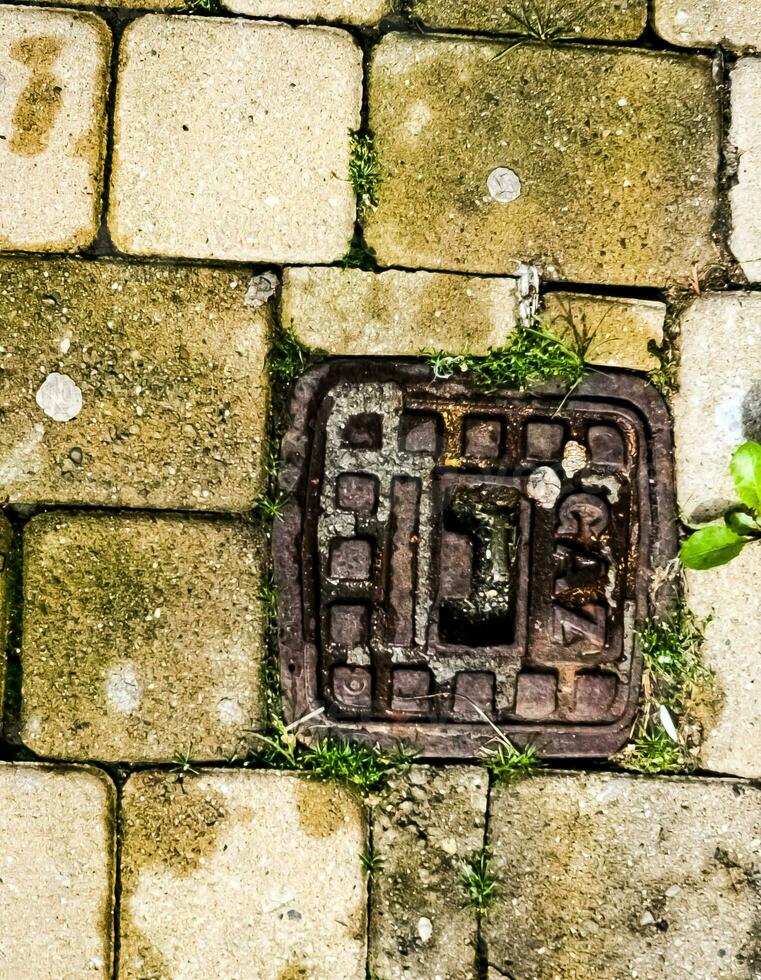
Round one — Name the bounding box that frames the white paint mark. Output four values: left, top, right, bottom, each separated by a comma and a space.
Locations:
105, 663, 141, 714
217, 698, 244, 726
527, 466, 562, 510
35, 372, 82, 423
417, 917, 433, 943
562, 440, 588, 478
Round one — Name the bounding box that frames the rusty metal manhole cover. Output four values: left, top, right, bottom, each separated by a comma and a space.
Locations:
273, 360, 676, 759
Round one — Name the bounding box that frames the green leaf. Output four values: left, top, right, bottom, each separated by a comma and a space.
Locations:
730, 442, 761, 512
680, 525, 747, 570
725, 506, 761, 537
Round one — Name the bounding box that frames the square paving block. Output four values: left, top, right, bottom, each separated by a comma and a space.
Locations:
364, 35, 720, 287
0, 5, 110, 252
119, 770, 367, 979
21, 513, 266, 763
484, 773, 761, 979
0, 762, 115, 979
109, 16, 362, 263
274, 360, 676, 758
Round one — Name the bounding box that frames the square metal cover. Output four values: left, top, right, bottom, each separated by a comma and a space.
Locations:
273, 360, 676, 759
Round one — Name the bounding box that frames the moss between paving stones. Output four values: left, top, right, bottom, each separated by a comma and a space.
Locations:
364, 34, 721, 288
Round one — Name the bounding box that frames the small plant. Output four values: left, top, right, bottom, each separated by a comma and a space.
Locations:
681, 442, 761, 570
483, 742, 544, 785
620, 731, 685, 775
253, 489, 287, 522
184, 0, 219, 12
424, 320, 588, 393
360, 845, 385, 877
494, 0, 603, 49
461, 847, 497, 914
348, 131, 381, 214
171, 748, 200, 785
268, 323, 309, 392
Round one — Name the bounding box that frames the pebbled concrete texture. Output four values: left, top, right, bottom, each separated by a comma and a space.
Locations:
0, 5, 110, 253
20, 512, 266, 763
0, 762, 115, 980
282, 266, 519, 356
484, 772, 761, 980
119, 769, 367, 980
654, 0, 761, 51
369, 766, 488, 980
730, 59, 761, 283
109, 16, 362, 264
364, 34, 721, 288
221, 0, 393, 24
0, 257, 271, 511
411, 0, 647, 41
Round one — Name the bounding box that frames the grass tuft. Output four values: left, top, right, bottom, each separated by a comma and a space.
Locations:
250, 716, 415, 797
268, 322, 309, 393
483, 742, 544, 785
360, 846, 385, 877
171, 748, 200, 785
424, 320, 588, 393
184, 0, 219, 12
349, 131, 381, 214
462, 847, 497, 914
621, 731, 686, 775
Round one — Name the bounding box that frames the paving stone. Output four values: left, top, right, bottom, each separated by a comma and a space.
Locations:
0, 762, 115, 979
369, 766, 487, 980
282, 266, 519, 355
730, 59, 761, 283
109, 17, 362, 263
0, 257, 271, 511
543, 292, 665, 372
365, 35, 720, 288
0, 6, 110, 253
120, 769, 367, 979
221, 0, 392, 25
484, 772, 761, 979
21, 513, 265, 763
411, 0, 647, 41
654, 0, 761, 51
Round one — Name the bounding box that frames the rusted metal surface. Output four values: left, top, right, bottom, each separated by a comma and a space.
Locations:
273, 360, 676, 759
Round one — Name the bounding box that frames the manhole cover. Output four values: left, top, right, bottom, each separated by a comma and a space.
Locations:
273, 360, 676, 759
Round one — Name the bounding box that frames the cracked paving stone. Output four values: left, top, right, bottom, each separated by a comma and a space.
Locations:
0, 257, 271, 511
109, 16, 362, 263
119, 770, 367, 979
0, 6, 110, 253
369, 766, 488, 980
20, 512, 266, 763
484, 772, 761, 980
281, 266, 519, 356
0, 762, 115, 979
410, 0, 647, 42
364, 34, 721, 288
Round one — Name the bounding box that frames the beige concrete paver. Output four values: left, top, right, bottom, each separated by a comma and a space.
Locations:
365, 35, 720, 288
21, 513, 265, 763
411, 0, 647, 41
0, 762, 115, 979
484, 773, 761, 979
673, 293, 761, 778
370, 766, 487, 980
119, 770, 367, 979
0, 6, 110, 253
282, 266, 519, 355
109, 16, 362, 263
0, 257, 270, 511
221, 0, 392, 25
543, 292, 665, 372
654, 0, 761, 51
730, 59, 761, 283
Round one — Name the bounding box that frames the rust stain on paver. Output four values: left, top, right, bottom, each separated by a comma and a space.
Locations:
295, 778, 350, 839
10, 36, 64, 157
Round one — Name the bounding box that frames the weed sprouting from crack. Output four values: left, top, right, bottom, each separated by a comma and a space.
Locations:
171, 747, 200, 787
462, 847, 497, 914
248, 712, 416, 798
492, 0, 605, 58
184, 0, 219, 12
424, 318, 588, 393
484, 742, 544, 785
360, 845, 385, 878
617, 602, 716, 775
349, 131, 381, 215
